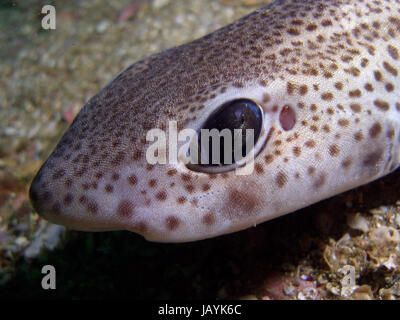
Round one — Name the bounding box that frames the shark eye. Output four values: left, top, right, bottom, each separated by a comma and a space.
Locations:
187, 99, 263, 172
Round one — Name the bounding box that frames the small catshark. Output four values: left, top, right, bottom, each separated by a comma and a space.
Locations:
30, 0, 400, 242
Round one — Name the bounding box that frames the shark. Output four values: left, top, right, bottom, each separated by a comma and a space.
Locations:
30, 0, 400, 242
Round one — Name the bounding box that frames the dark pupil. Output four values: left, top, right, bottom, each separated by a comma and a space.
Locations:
197, 99, 262, 166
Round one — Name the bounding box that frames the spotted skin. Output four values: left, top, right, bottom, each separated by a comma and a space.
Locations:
30, 0, 400, 242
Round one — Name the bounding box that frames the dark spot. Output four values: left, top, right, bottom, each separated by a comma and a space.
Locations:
202, 213, 215, 226
342, 158, 352, 169
305, 140, 316, 148
165, 216, 180, 231
116, 200, 134, 218
387, 44, 399, 60
63, 193, 73, 206
383, 61, 398, 76
180, 173, 191, 182
321, 92, 334, 101
111, 172, 120, 181
374, 70, 383, 81
229, 189, 258, 211
293, 146, 301, 157
264, 154, 274, 164
322, 124, 330, 133
254, 163, 264, 174
329, 144, 340, 157
275, 171, 288, 188
105, 184, 113, 193
127, 174, 137, 185
148, 179, 157, 188
350, 103, 362, 113
369, 122, 382, 138
177, 196, 186, 204
87, 200, 98, 215
202, 184, 211, 192
334, 82, 343, 90
52, 169, 65, 180
156, 190, 167, 201
363, 150, 383, 167
385, 83, 394, 92
349, 89, 362, 97
167, 169, 177, 176
364, 83, 374, 91
185, 185, 195, 193
338, 119, 349, 127
313, 172, 326, 189
354, 131, 363, 141
374, 99, 390, 111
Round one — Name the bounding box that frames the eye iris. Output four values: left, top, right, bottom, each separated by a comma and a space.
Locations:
198, 99, 263, 166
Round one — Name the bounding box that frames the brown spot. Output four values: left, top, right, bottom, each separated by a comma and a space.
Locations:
293, 146, 301, 157
322, 124, 330, 133
105, 184, 113, 193
363, 150, 383, 167
287, 28, 300, 36
299, 85, 308, 95
148, 179, 157, 188
275, 171, 288, 188
388, 44, 399, 60
202, 184, 211, 192
383, 61, 398, 76
111, 151, 125, 166
354, 131, 363, 141
202, 213, 215, 226
329, 144, 340, 157
63, 193, 73, 206
133, 221, 147, 233
338, 119, 349, 127
185, 185, 195, 193
254, 163, 264, 174
387, 129, 395, 140
127, 174, 137, 185
87, 200, 98, 215
116, 200, 134, 218
334, 82, 343, 90
385, 83, 394, 92
167, 169, 177, 176
52, 169, 65, 180
313, 172, 326, 189
396, 102, 400, 111
111, 172, 120, 181
305, 140, 316, 148
350, 103, 362, 113
165, 216, 180, 231
64, 178, 73, 188
264, 154, 274, 164
262, 93, 271, 103
374, 99, 390, 111
156, 190, 167, 201
374, 70, 383, 81
228, 189, 258, 212
360, 58, 369, 68
306, 23, 317, 31
321, 92, 334, 101
304, 166, 315, 176
79, 195, 87, 204
369, 122, 382, 138
287, 82, 296, 95
349, 89, 362, 97
177, 196, 186, 204
364, 83, 374, 91
342, 158, 352, 169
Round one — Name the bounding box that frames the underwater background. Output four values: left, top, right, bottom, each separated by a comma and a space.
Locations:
0, 0, 399, 299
